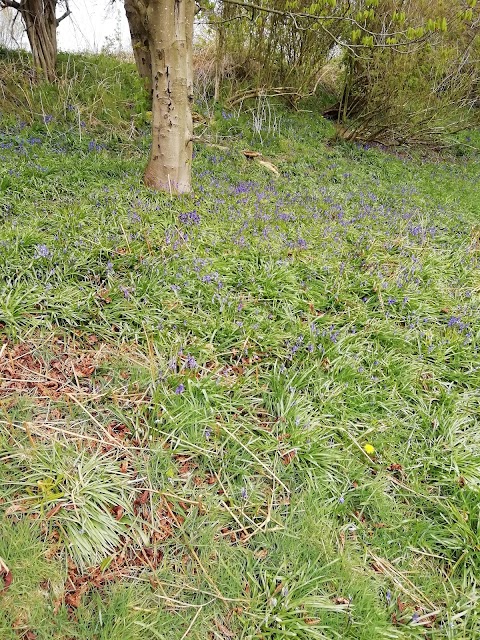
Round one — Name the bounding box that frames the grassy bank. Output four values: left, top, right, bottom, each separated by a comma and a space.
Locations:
1, 52, 480, 639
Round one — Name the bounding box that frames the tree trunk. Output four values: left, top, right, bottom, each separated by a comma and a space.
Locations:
124, 0, 152, 95
214, 17, 225, 102
20, 0, 57, 81
143, 0, 194, 194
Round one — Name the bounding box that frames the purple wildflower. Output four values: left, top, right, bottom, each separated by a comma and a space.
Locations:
88, 140, 103, 152
234, 182, 254, 195
34, 244, 51, 259
175, 383, 185, 394
185, 354, 197, 369
179, 210, 200, 225
448, 316, 468, 331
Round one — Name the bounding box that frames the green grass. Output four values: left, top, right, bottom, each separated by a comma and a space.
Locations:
0, 51, 480, 639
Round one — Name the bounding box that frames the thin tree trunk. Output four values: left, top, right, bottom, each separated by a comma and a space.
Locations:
21, 0, 57, 81
124, 0, 152, 95
143, 0, 194, 194
214, 15, 225, 102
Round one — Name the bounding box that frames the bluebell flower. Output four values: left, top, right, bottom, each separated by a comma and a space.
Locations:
179, 210, 200, 225
34, 244, 51, 259
185, 354, 197, 369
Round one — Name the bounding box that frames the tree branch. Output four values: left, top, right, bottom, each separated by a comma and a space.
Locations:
0, 0, 21, 10
220, 0, 430, 42
56, 0, 71, 25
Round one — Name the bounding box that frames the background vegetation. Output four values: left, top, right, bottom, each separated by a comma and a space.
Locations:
205, 0, 479, 145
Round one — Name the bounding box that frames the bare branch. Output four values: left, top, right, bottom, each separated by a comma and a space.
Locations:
0, 0, 21, 10
56, 0, 71, 25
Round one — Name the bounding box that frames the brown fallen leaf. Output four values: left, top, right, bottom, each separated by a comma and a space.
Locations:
387, 463, 403, 472
45, 504, 63, 520
65, 590, 82, 608
0, 555, 12, 593
97, 289, 112, 304
397, 596, 406, 612
5, 503, 27, 516
214, 619, 235, 638
112, 506, 124, 521
75, 363, 95, 377
135, 490, 149, 505
0, 569, 12, 593
281, 449, 297, 465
